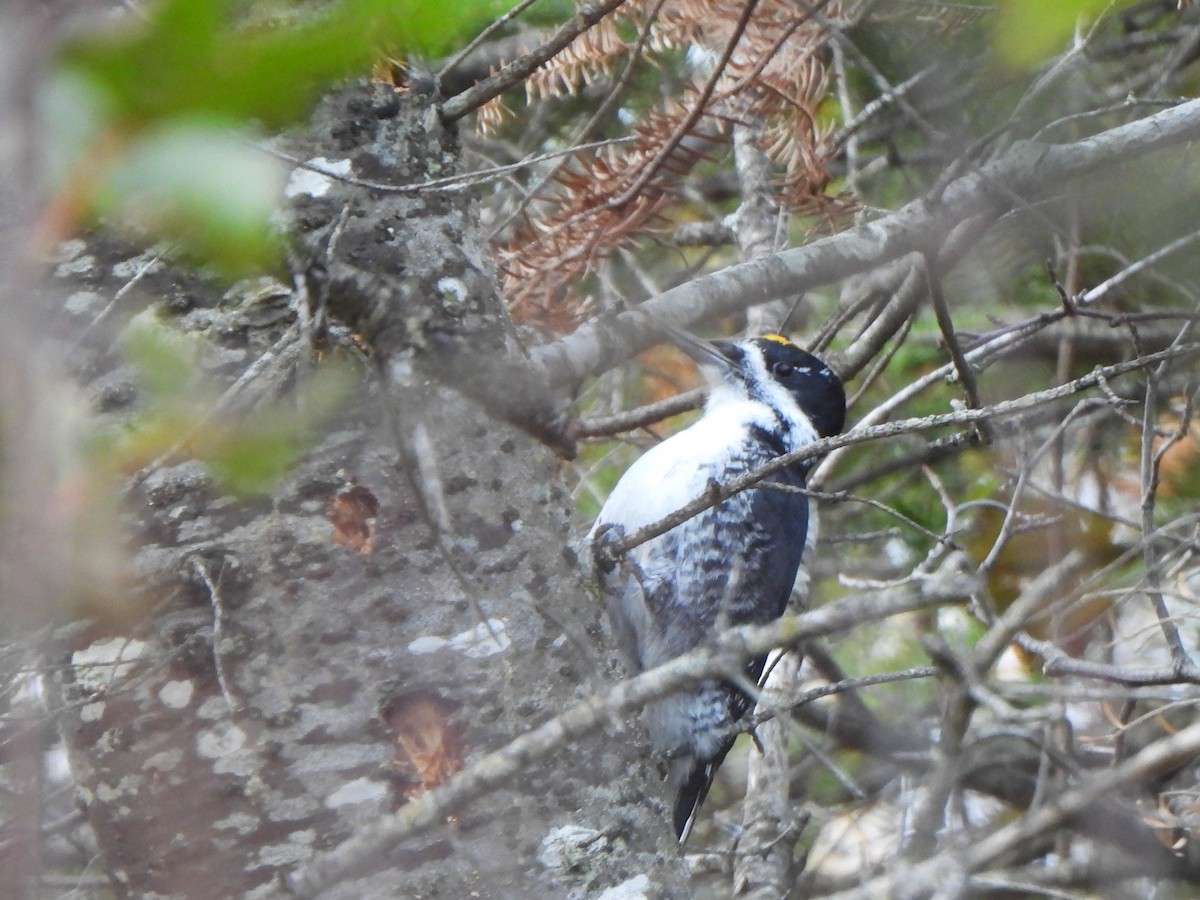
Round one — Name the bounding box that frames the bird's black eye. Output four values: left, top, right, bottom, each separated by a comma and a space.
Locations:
772, 362, 794, 379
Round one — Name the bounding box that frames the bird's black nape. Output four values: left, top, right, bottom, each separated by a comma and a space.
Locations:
751, 335, 846, 438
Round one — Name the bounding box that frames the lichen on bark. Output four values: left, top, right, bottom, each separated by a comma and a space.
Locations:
48, 80, 687, 899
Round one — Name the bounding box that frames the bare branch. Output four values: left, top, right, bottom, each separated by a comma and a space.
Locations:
923, 249, 990, 443
436, 0, 543, 85
440, 0, 630, 122
286, 586, 948, 897
1015, 632, 1200, 685
533, 98, 1200, 386
828, 720, 1200, 898
599, 341, 1200, 563
608, 0, 763, 208
574, 388, 704, 439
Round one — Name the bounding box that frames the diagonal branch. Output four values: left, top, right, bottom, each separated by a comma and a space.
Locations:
595, 341, 1200, 562
1015, 632, 1200, 685
1137, 324, 1198, 667
440, 0, 629, 122
824, 720, 1200, 899
285, 585, 947, 897
923, 250, 990, 442
610, 0, 761, 207
532, 98, 1200, 387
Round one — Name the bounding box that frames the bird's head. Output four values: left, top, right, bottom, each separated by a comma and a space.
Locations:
676, 332, 846, 439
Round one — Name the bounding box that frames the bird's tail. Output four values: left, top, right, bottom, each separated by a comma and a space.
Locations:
671, 742, 735, 842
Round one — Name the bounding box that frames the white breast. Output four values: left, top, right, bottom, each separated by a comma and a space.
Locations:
593, 398, 772, 534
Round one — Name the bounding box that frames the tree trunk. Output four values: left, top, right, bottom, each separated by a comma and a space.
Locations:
49, 80, 688, 899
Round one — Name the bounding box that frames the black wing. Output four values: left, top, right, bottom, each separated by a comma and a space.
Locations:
668, 463, 811, 839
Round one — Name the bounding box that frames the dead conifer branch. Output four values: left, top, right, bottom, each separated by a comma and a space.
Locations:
532, 97, 1200, 385
495, 0, 851, 323
440, 0, 631, 122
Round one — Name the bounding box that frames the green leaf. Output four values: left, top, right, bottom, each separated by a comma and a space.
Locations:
41, 70, 115, 188
60, 0, 517, 129
994, 0, 1136, 68
101, 119, 286, 274
206, 424, 303, 495
121, 314, 201, 402
119, 327, 356, 495
204, 360, 354, 495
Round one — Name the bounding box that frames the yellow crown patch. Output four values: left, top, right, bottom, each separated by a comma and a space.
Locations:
760, 334, 794, 346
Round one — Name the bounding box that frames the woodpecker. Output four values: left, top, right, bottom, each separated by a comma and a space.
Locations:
590, 333, 845, 840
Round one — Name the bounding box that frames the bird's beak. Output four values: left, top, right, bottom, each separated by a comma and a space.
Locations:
666, 327, 741, 374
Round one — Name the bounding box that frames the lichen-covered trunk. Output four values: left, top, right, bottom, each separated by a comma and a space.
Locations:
49, 82, 687, 898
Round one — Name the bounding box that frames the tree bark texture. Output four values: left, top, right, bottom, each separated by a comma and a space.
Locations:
49, 81, 687, 899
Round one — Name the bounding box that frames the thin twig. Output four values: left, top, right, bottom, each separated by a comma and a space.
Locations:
285, 586, 948, 897
977, 399, 1101, 577
574, 388, 704, 438
744, 666, 941, 733
967, 723, 1200, 878
608, 0, 763, 208
1138, 324, 1198, 667
261, 135, 636, 195
924, 249, 990, 442
441, 0, 630, 122
831, 65, 939, 151
597, 341, 1200, 563
486, 0, 670, 242
436, 0, 543, 84
192, 558, 239, 711
769, 483, 954, 549
1016, 633, 1200, 685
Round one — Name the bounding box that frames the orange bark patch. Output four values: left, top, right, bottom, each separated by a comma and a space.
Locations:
381, 693, 466, 800
329, 476, 379, 554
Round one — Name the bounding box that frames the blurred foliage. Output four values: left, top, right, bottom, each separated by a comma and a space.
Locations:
118, 318, 354, 495
49, 0, 511, 274
994, 0, 1140, 67
100, 120, 286, 274
59, 0, 503, 128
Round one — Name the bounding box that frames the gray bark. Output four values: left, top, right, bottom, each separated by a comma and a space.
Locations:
48, 81, 688, 899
